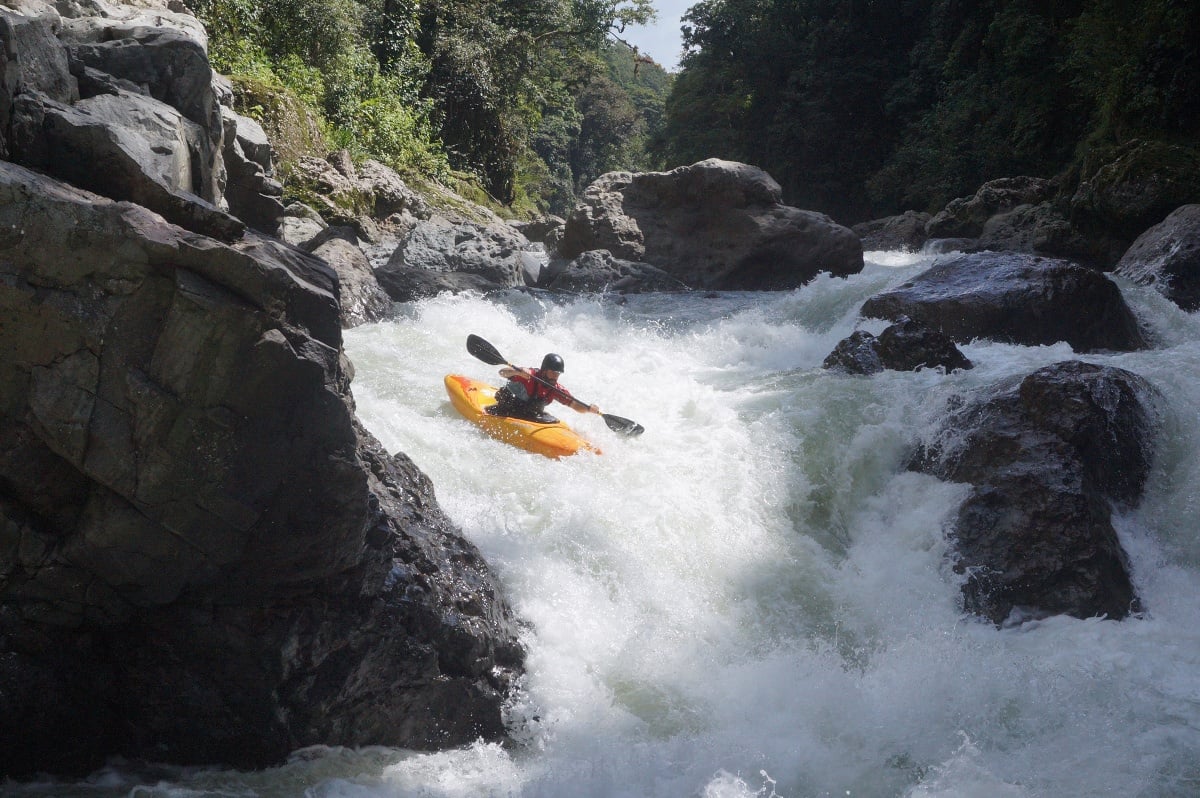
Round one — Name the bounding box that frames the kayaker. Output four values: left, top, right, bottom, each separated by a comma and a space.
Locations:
487, 353, 601, 423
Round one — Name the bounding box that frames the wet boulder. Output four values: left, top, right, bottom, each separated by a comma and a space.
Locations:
1114, 204, 1200, 312
0, 161, 523, 778
822, 330, 883, 374
861, 252, 1146, 352
824, 318, 972, 375
541, 249, 687, 293
912, 361, 1160, 625
560, 159, 863, 290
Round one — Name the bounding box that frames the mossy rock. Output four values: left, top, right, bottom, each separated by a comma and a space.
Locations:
227, 76, 328, 168
1071, 139, 1200, 239
280, 156, 376, 221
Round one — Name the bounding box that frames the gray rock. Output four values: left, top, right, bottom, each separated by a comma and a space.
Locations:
67, 26, 220, 140
852, 211, 931, 252
861, 252, 1146, 353
0, 160, 523, 778
56, 0, 208, 50
1, 6, 79, 156
822, 330, 884, 374
378, 216, 532, 298
1, 7, 79, 103
13, 90, 242, 240
1114, 204, 1200, 311
358, 159, 430, 220
228, 108, 272, 173
976, 202, 1073, 252
823, 318, 972, 374
512, 215, 564, 243
911, 361, 1160, 625
310, 236, 393, 328
221, 106, 284, 233
278, 207, 328, 249
544, 249, 687, 293
926, 176, 1056, 239
560, 159, 863, 290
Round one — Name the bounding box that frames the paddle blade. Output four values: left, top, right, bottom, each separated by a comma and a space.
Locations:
603, 413, 644, 436
467, 334, 508, 366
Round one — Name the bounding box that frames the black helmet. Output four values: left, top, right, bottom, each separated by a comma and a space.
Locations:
540, 353, 565, 373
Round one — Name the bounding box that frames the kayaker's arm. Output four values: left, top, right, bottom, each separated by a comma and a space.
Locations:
569, 398, 601, 415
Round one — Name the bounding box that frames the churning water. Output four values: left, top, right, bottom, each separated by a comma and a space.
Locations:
8, 252, 1200, 797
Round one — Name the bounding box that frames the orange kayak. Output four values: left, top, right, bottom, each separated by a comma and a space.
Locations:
443, 374, 600, 459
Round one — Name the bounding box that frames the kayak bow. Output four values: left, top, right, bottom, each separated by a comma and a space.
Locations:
444, 374, 600, 458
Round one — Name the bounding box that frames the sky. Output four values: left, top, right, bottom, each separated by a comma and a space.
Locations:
617, 0, 694, 72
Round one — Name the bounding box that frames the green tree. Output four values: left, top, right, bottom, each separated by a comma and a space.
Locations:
416, 0, 655, 203
658, 0, 1200, 221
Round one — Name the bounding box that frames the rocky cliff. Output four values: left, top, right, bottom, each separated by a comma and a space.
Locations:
0, 0, 522, 779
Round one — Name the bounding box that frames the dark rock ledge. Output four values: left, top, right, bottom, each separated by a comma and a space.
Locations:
861, 252, 1147, 353
0, 161, 523, 779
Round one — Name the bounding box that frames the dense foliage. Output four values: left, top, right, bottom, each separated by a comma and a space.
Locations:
194, 0, 670, 215
655, 0, 1200, 223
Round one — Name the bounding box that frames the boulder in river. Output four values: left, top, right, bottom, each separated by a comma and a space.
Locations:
823, 318, 972, 375
861, 252, 1147, 353
912, 361, 1160, 625
559, 159, 863, 290
541, 249, 688, 293
1114, 204, 1200, 312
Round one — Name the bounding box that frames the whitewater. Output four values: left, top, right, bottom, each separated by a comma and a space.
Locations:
9, 251, 1200, 797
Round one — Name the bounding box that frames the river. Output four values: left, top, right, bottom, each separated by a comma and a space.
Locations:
8, 250, 1200, 797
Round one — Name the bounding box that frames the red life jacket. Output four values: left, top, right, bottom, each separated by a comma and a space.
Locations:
511, 369, 573, 409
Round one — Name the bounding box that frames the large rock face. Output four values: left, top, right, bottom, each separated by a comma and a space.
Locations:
861, 252, 1147, 352
375, 215, 535, 301
0, 161, 523, 777
559, 159, 863, 290
1114, 204, 1200, 312
1, 1, 245, 240
912, 361, 1160, 625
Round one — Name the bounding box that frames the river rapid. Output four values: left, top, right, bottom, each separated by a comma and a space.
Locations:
8, 251, 1200, 797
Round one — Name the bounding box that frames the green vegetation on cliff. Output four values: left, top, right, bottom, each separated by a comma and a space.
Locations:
194, 0, 671, 216
654, 0, 1200, 223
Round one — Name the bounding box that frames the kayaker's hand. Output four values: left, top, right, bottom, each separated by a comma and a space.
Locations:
589, 404, 601, 415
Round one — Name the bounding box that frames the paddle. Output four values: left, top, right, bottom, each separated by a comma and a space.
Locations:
466, 334, 645, 437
